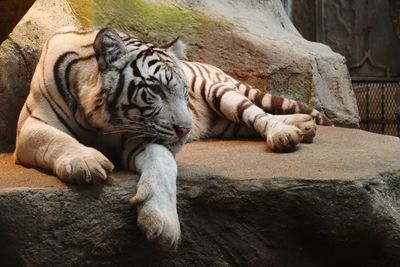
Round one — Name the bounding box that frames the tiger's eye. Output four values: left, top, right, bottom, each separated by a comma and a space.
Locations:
150, 85, 161, 94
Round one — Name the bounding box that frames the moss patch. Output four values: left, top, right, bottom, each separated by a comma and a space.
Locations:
68, 0, 231, 44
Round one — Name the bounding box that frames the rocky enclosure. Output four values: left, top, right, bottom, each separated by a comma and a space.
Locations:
0, 0, 359, 151
0, 127, 399, 266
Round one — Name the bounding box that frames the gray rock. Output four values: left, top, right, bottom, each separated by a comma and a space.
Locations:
0, 127, 399, 266
0, 0, 77, 151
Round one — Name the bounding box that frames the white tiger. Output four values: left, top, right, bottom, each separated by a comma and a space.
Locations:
14, 27, 332, 249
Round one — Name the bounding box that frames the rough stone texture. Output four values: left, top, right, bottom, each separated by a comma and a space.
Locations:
0, 127, 399, 266
0, 0, 36, 44
0, 0, 77, 151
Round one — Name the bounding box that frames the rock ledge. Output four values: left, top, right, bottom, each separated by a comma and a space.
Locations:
0, 127, 399, 267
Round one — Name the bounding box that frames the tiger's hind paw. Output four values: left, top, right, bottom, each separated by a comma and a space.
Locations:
282, 114, 317, 143
54, 147, 114, 184
266, 124, 302, 152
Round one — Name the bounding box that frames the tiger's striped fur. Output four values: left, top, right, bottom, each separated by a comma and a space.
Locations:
14, 27, 332, 248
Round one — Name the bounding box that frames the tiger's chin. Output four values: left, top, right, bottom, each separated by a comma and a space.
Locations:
160, 137, 189, 155
165, 141, 186, 154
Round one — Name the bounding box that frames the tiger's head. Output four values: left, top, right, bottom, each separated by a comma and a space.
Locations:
93, 28, 191, 152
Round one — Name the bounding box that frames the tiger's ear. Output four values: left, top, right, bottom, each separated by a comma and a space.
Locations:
94, 28, 127, 70
160, 37, 187, 60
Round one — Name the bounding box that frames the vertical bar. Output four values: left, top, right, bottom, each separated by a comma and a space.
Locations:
315, 0, 325, 43
366, 82, 370, 131
381, 83, 385, 134
398, 118, 400, 137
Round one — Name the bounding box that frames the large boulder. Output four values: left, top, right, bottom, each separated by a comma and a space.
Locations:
0, 127, 399, 266
0, 0, 77, 151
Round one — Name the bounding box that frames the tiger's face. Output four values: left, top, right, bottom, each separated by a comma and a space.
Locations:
94, 28, 192, 152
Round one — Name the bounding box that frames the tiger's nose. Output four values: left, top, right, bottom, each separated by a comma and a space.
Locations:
173, 125, 191, 138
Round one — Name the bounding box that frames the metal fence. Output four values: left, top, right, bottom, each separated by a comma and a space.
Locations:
352, 79, 400, 137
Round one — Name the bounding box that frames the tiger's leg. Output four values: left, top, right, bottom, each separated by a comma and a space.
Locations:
129, 144, 180, 249
15, 108, 114, 183
234, 83, 333, 142
202, 82, 303, 152
236, 83, 332, 125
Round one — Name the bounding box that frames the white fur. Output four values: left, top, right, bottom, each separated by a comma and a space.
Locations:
131, 144, 180, 249
166, 38, 187, 60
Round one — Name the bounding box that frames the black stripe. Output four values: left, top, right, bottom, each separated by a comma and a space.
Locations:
199, 80, 212, 110
147, 59, 159, 67
153, 65, 161, 74
25, 105, 48, 124
81, 43, 94, 49
64, 53, 100, 133
237, 100, 253, 122
38, 84, 80, 140
182, 62, 196, 91
64, 54, 96, 112
151, 106, 161, 118
141, 90, 151, 104
125, 40, 140, 46
127, 81, 137, 103
211, 85, 229, 113
131, 60, 143, 78
188, 102, 199, 118
141, 106, 157, 117
54, 51, 78, 109
154, 127, 174, 136
297, 102, 314, 114
42, 49, 74, 124
254, 91, 264, 108
125, 141, 145, 169
249, 113, 265, 128
196, 63, 212, 80
270, 95, 284, 114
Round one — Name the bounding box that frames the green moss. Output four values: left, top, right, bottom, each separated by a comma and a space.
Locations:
68, 0, 232, 44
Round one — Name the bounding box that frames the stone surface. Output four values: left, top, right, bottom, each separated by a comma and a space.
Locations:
0, 127, 399, 266
0, 0, 77, 151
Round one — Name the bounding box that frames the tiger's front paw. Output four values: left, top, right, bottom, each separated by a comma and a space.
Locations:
54, 147, 114, 183
130, 177, 180, 250
267, 124, 303, 152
